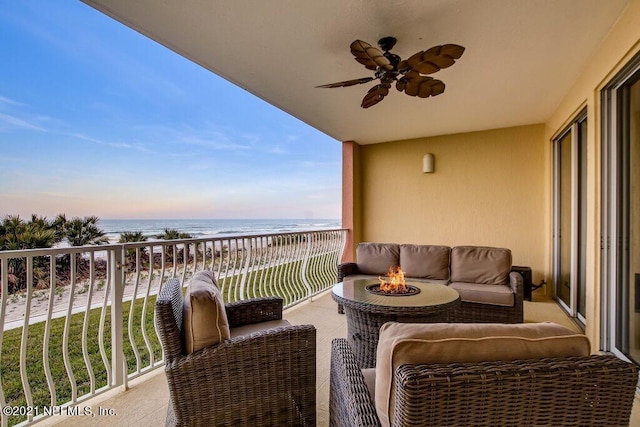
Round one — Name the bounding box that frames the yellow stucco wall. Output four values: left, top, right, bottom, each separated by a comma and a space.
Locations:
358, 124, 546, 282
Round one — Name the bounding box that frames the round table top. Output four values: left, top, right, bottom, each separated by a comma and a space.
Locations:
333, 278, 459, 308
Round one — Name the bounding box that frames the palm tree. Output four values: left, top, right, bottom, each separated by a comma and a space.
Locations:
119, 231, 148, 271
49, 216, 108, 285
119, 231, 147, 243
0, 215, 28, 251
51, 213, 68, 242
0, 214, 63, 292
63, 216, 109, 246
156, 228, 192, 240
156, 228, 193, 263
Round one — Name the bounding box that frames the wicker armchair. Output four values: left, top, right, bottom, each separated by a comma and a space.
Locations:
330, 338, 638, 427
155, 278, 316, 427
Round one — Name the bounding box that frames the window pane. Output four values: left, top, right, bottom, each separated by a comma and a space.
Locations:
558, 131, 572, 307
578, 118, 587, 318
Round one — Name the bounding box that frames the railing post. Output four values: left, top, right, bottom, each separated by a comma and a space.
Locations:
238, 238, 252, 300
110, 247, 125, 388
301, 233, 313, 299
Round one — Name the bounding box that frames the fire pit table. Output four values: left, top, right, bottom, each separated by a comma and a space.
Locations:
332, 278, 460, 368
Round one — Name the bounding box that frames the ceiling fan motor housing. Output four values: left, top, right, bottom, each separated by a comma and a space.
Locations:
377, 36, 397, 52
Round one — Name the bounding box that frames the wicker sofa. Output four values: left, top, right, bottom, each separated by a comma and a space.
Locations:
329, 322, 638, 427
155, 272, 316, 426
337, 243, 523, 323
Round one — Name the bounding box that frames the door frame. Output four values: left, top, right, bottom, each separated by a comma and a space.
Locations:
601, 52, 640, 359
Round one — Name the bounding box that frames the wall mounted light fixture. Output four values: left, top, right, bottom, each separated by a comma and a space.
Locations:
423, 153, 435, 173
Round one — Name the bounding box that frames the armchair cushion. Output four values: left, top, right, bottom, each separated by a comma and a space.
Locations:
229, 319, 291, 338
183, 271, 230, 354
356, 243, 400, 275
375, 322, 590, 427
399, 244, 450, 280
451, 246, 511, 285
449, 282, 514, 306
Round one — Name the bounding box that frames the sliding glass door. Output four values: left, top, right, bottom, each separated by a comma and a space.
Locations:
602, 55, 640, 363
629, 79, 640, 363
553, 110, 587, 323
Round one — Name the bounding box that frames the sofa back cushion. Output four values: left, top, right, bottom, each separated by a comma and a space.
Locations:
183, 270, 230, 354
356, 243, 400, 275
451, 246, 511, 285
399, 244, 450, 280
375, 322, 590, 427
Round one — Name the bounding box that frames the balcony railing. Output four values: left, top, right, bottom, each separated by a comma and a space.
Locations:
0, 228, 347, 426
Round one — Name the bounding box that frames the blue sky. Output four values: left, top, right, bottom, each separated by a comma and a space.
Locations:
0, 2, 341, 220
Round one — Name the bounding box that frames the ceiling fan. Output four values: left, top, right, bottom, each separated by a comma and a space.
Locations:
317, 36, 465, 108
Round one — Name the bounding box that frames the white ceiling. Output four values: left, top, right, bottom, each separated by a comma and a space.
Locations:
82, 0, 629, 145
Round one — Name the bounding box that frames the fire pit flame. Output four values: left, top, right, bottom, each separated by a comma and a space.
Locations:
378, 266, 409, 294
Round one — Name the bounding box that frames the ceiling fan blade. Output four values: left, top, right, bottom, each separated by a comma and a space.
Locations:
403, 44, 465, 75
361, 83, 391, 108
316, 77, 375, 88
441, 44, 465, 59
350, 40, 393, 71
397, 75, 445, 98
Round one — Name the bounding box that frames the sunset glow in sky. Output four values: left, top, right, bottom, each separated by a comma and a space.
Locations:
0, 2, 341, 220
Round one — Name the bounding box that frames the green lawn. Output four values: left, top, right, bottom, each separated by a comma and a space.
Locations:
0, 296, 161, 426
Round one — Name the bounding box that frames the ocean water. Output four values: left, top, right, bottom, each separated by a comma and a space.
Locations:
98, 218, 341, 242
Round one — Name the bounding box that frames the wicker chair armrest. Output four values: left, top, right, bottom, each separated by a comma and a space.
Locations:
393, 354, 638, 426
225, 296, 283, 327
166, 324, 316, 426
330, 339, 380, 427
337, 262, 359, 282
155, 298, 183, 361
508, 271, 524, 300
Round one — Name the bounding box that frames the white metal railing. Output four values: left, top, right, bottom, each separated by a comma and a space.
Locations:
0, 229, 347, 426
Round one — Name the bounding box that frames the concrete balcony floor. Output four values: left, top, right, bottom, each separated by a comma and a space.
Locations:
41, 290, 640, 427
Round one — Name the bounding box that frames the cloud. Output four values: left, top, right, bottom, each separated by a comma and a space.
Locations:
0, 112, 47, 132
132, 123, 252, 153
181, 134, 250, 151
187, 162, 210, 171
0, 95, 60, 132
0, 95, 24, 107
298, 160, 339, 168
64, 132, 150, 152
0, 100, 150, 153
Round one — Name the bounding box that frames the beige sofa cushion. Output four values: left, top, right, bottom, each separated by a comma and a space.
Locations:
451, 246, 511, 285
399, 244, 450, 280
375, 322, 590, 427
449, 282, 514, 306
356, 243, 400, 275
183, 271, 230, 354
